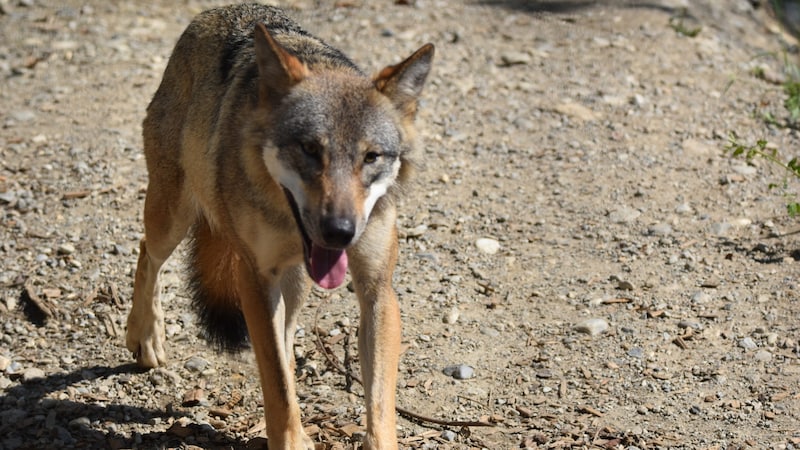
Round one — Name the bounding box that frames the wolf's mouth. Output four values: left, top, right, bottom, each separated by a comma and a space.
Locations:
283, 189, 349, 289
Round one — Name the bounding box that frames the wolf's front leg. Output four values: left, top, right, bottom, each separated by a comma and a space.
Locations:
349, 204, 401, 450
238, 264, 313, 450
126, 238, 168, 368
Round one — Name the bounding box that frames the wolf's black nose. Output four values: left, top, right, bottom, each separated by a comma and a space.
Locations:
321, 216, 355, 248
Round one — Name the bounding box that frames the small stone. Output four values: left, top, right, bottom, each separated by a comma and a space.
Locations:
731, 165, 757, 176
11, 110, 37, 122
732, 218, 752, 228
608, 206, 640, 223
184, 356, 210, 373
22, 367, 45, 382
739, 337, 758, 350
766, 333, 779, 345
441, 430, 457, 442
675, 203, 693, 214
499, 51, 531, 66
553, 102, 601, 122
57, 243, 76, 255
649, 223, 672, 236
475, 238, 500, 255
691, 291, 711, 304
754, 350, 772, 362
574, 318, 609, 336
442, 306, 460, 324
682, 138, 714, 156
709, 222, 731, 236
678, 320, 701, 330
68, 416, 91, 429
443, 364, 474, 380
628, 347, 644, 359
405, 224, 428, 238
165, 323, 182, 337
0, 355, 10, 371
617, 280, 634, 291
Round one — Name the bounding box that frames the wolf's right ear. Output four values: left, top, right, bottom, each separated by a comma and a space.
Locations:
254, 23, 308, 100
374, 43, 435, 117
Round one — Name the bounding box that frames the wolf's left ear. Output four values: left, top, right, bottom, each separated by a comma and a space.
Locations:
374, 43, 435, 116
254, 23, 308, 101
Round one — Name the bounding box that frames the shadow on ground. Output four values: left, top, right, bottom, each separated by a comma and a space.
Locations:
0, 364, 250, 449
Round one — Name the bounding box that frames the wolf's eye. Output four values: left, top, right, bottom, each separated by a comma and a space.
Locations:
300, 142, 322, 158
364, 151, 380, 164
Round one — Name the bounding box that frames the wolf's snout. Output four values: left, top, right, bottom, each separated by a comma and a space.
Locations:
320, 216, 356, 248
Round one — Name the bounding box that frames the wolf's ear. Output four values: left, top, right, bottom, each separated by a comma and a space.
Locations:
254, 23, 308, 100
374, 43, 434, 116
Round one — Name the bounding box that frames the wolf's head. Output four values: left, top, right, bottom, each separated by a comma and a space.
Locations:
253, 23, 434, 289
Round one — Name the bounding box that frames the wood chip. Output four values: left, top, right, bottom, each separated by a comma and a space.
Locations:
515, 405, 534, 418
771, 392, 790, 402
62, 190, 92, 200
672, 336, 688, 350
578, 405, 604, 417
601, 297, 632, 304
209, 407, 233, 418
335, 422, 363, 438
21, 281, 53, 322
182, 388, 205, 407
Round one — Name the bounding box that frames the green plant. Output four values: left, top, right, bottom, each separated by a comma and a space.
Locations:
668, 9, 701, 37
725, 133, 800, 217
754, 55, 800, 128
784, 79, 800, 126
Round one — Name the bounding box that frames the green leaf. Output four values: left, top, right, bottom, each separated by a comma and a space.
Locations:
787, 202, 800, 217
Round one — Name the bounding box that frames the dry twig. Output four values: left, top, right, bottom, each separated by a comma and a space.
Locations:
312, 297, 494, 429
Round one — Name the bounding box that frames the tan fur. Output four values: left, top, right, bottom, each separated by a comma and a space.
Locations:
125, 4, 433, 450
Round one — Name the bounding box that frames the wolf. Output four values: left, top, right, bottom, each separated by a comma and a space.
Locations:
123, 4, 434, 449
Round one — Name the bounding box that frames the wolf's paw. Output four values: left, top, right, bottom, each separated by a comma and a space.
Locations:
361, 433, 399, 450
126, 311, 166, 368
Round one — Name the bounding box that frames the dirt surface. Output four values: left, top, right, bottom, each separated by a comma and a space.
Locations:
1, 0, 800, 449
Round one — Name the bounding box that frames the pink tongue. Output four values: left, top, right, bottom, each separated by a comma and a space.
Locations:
309, 244, 348, 289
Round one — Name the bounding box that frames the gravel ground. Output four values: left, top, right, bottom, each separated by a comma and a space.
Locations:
1, 0, 800, 449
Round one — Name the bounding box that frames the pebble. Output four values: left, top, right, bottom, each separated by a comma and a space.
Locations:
442, 306, 460, 324
165, 323, 182, 337
739, 337, 757, 350
691, 291, 711, 304
754, 350, 772, 362
731, 165, 757, 176
574, 318, 609, 336
22, 367, 45, 382
443, 364, 474, 380
57, 243, 76, 255
553, 102, 601, 122
608, 206, 640, 223
675, 203, 693, 214
766, 333, 778, 345
0, 355, 10, 371
616, 280, 634, 291
68, 416, 90, 429
475, 238, 500, 255
499, 51, 531, 66
184, 356, 211, 373
682, 138, 714, 156
440, 429, 457, 442
11, 109, 37, 122
709, 222, 731, 236
678, 320, 701, 330
628, 347, 644, 359
648, 223, 672, 236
